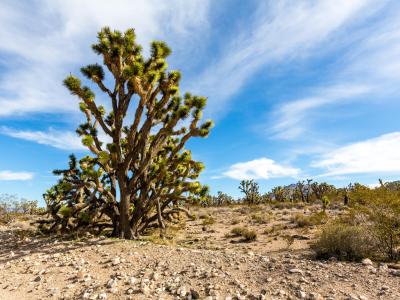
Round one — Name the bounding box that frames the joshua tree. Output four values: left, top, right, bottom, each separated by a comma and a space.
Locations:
306, 179, 313, 203
238, 180, 260, 204
272, 186, 285, 202
311, 182, 335, 201
321, 195, 330, 212
45, 27, 212, 239
295, 181, 306, 202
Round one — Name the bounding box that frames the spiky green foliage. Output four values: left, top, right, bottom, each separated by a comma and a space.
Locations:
46, 27, 213, 238
239, 180, 260, 205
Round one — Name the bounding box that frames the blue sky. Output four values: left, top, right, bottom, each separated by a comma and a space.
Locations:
1, 0, 400, 204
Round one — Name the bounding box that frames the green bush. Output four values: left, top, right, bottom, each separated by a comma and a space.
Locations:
312, 220, 375, 261
201, 216, 215, 225
250, 213, 269, 224
293, 211, 328, 227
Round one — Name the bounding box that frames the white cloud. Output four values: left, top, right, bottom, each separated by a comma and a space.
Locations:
0, 170, 34, 181
0, 127, 84, 150
312, 132, 400, 176
221, 157, 300, 180
0, 0, 210, 117
270, 3, 400, 140
193, 0, 374, 115
270, 84, 372, 139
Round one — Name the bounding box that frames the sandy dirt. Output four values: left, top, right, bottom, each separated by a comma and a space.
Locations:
1, 205, 399, 300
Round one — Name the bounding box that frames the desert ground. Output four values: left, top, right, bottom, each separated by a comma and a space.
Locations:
1, 204, 399, 300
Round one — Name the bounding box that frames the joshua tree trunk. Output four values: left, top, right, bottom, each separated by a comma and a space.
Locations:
118, 178, 132, 239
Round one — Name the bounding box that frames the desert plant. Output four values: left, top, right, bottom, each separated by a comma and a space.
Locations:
272, 186, 285, 202
44, 27, 212, 239
239, 180, 260, 204
312, 220, 375, 261
322, 196, 330, 212
293, 211, 328, 228
230, 226, 257, 241
250, 213, 269, 224
201, 216, 216, 225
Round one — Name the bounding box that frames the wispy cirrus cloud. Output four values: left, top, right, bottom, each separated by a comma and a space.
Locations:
0, 170, 33, 181
0, 126, 84, 150
312, 132, 400, 176
270, 84, 372, 139
193, 0, 375, 115
218, 157, 299, 180
0, 0, 210, 117
269, 2, 400, 140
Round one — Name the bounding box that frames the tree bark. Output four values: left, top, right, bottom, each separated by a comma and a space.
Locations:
118, 183, 132, 239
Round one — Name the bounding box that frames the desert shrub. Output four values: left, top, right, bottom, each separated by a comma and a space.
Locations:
355, 188, 400, 260
340, 186, 400, 260
231, 219, 240, 225
230, 227, 257, 241
202, 216, 216, 225
250, 213, 269, 224
293, 211, 328, 227
0, 195, 42, 224
271, 201, 298, 210
312, 220, 375, 261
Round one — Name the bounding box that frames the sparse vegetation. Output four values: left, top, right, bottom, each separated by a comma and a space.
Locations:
230, 226, 257, 241
312, 220, 375, 261
201, 216, 216, 226
293, 211, 328, 228
0, 194, 42, 224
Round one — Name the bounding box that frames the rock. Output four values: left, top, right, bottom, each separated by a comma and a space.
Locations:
98, 292, 107, 300
191, 289, 200, 299
297, 290, 306, 299
76, 270, 85, 279
289, 268, 303, 275
390, 269, 400, 276
307, 292, 322, 300
361, 258, 373, 266
129, 276, 137, 285
111, 257, 120, 266
151, 272, 160, 281
106, 279, 117, 289
177, 286, 187, 297
33, 275, 42, 282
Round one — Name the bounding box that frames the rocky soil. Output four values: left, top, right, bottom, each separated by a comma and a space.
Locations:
1, 205, 399, 300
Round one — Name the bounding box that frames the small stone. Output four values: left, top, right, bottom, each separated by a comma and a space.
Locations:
191, 289, 200, 299
98, 292, 107, 300
111, 257, 120, 266
129, 277, 137, 285
307, 292, 322, 300
177, 286, 187, 297
33, 276, 42, 282
151, 272, 160, 281
289, 268, 303, 275
362, 258, 373, 266
106, 279, 117, 289
76, 270, 85, 279
141, 285, 150, 295
297, 290, 306, 299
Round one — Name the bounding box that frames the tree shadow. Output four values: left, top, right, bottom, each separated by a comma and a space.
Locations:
0, 228, 116, 265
